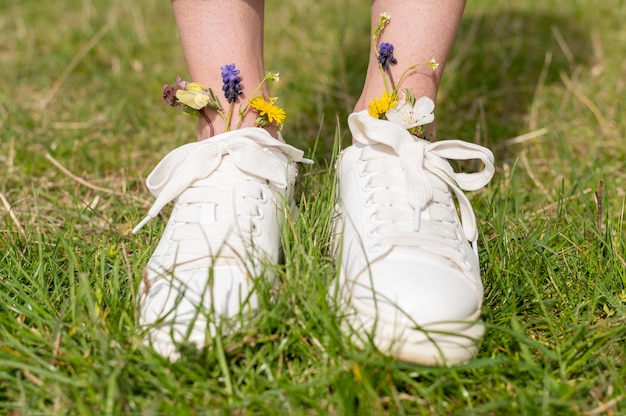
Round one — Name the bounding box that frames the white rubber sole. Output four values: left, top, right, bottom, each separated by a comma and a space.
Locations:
336, 278, 484, 366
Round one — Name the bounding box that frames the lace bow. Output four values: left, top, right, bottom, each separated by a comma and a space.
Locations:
348, 110, 495, 244
133, 128, 312, 234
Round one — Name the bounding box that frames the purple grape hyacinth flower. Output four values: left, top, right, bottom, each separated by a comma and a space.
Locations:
221, 63, 243, 103
377, 42, 397, 69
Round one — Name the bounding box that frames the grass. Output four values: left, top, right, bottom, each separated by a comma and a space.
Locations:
1, 0, 625, 414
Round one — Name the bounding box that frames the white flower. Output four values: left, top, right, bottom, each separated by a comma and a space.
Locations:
385, 96, 435, 129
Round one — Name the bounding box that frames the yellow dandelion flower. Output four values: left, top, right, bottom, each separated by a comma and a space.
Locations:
368, 92, 398, 119
249, 97, 286, 126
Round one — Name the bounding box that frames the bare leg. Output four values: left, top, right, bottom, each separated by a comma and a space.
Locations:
354, 0, 466, 113
172, 0, 268, 139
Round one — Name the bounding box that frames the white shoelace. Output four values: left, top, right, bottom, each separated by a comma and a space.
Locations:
348, 111, 495, 259
133, 128, 313, 234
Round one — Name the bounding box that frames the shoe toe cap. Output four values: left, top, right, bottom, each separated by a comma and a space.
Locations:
142, 265, 258, 322
140, 265, 258, 358
351, 255, 481, 325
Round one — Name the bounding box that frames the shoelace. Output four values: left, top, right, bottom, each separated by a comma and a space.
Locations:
133, 128, 312, 234
348, 111, 495, 250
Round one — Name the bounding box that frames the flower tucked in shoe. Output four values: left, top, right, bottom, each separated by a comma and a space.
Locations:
133, 128, 311, 360
334, 13, 495, 366
162, 68, 286, 132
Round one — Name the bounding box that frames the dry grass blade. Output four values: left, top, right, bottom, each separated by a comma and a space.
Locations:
560, 71, 614, 136
497, 128, 550, 149
38, 20, 115, 110
530, 188, 593, 217
584, 395, 625, 416
0, 192, 25, 235
45, 152, 144, 204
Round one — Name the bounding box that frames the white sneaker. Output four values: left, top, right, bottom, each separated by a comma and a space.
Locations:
334, 110, 495, 366
133, 128, 311, 360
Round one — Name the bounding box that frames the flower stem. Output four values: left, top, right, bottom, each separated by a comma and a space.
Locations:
236, 75, 270, 129
236, 107, 246, 130
225, 102, 234, 132
199, 109, 214, 137
379, 65, 391, 94
386, 67, 396, 92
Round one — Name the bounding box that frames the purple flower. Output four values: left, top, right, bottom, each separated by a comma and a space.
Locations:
377, 42, 397, 69
176, 76, 188, 89
221, 63, 243, 103
163, 84, 181, 107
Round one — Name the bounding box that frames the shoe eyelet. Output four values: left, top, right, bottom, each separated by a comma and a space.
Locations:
258, 191, 268, 204
251, 223, 262, 237
368, 243, 383, 252
366, 229, 380, 238
363, 197, 374, 207
256, 207, 265, 220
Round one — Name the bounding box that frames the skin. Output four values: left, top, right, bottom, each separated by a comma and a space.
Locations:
355, 0, 466, 113
172, 0, 267, 138
171, 0, 467, 139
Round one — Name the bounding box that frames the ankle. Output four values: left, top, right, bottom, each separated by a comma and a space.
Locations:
196, 109, 277, 140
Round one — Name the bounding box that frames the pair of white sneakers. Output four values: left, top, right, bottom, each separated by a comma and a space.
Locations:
133, 110, 495, 366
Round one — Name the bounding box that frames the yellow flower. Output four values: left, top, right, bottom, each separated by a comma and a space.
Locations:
175, 89, 210, 110
249, 97, 286, 126
368, 92, 398, 119
184, 82, 206, 92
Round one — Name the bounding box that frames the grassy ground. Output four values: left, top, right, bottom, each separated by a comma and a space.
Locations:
1, 0, 625, 414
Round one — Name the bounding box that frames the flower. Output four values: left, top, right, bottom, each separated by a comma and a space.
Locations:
266, 72, 280, 82
249, 96, 286, 127
175, 89, 211, 110
372, 12, 391, 43
164, 65, 286, 132
163, 77, 223, 118
367, 13, 437, 136
385, 95, 435, 130
184, 82, 206, 92
368, 91, 398, 119
163, 84, 181, 107
377, 42, 397, 69
173, 82, 212, 110
176, 76, 187, 89
221, 63, 243, 103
